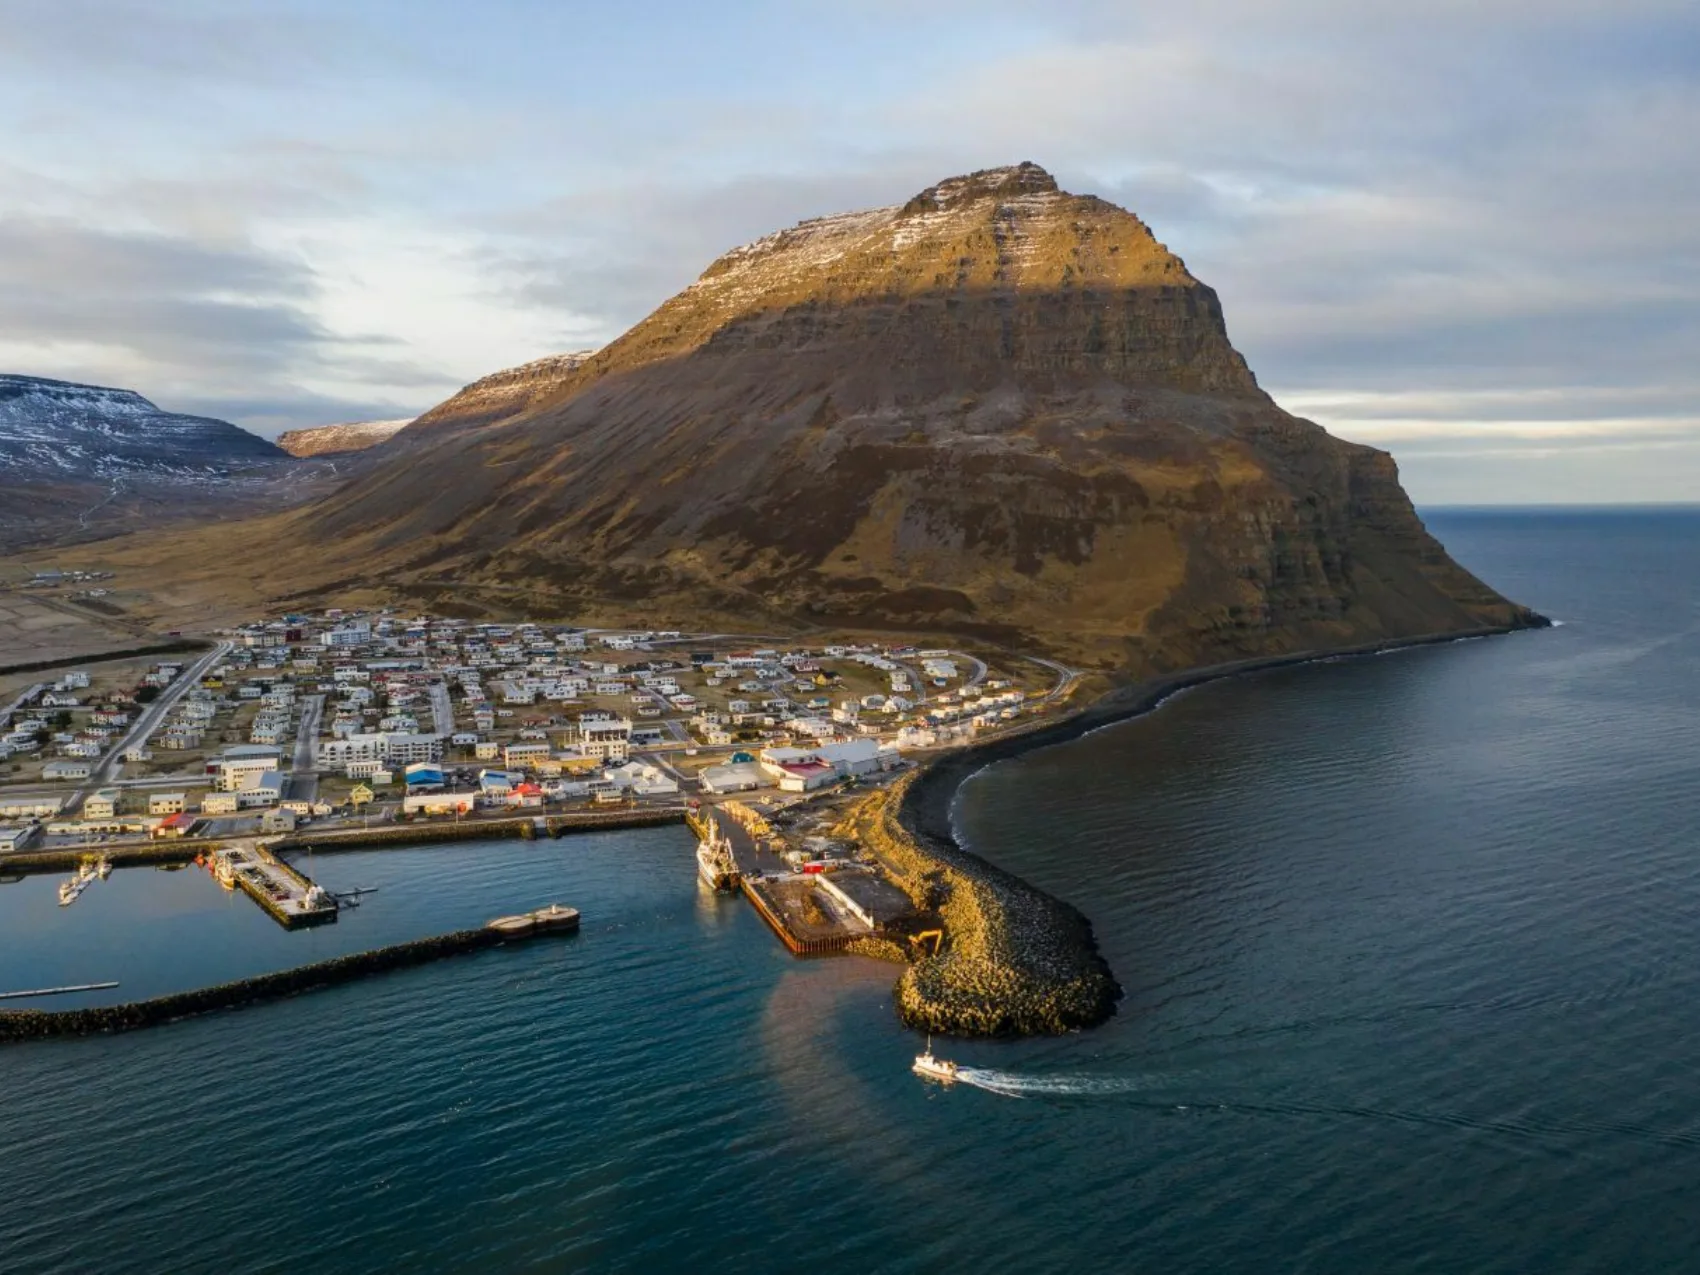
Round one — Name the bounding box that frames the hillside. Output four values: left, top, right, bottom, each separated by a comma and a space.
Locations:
91, 164, 1540, 666
277, 418, 413, 458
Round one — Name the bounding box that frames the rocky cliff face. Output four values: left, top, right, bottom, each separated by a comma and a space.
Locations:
150, 164, 1536, 665
277, 418, 412, 458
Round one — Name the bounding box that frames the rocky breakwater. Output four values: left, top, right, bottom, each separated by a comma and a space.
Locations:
841, 772, 1119, 1036
0, 918, 575, 1043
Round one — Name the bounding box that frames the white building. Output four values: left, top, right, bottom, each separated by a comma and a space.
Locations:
216, 746, 284, 791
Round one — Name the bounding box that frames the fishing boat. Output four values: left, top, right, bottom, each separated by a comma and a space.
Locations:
487, 904, 580, 935
912, 1036, 959, 1083
96, 855, 113, 879
57, 862, 97, 907
696, 819, 740, 892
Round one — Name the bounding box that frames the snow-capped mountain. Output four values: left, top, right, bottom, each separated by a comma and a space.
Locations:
0, 374, 329, 550
0, 374, 285, 480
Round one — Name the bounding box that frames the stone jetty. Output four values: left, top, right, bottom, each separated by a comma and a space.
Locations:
0, 920, 575, 1043
839, 773, 1120, 1037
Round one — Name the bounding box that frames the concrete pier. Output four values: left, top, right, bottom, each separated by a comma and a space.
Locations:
213, 846, 337, 929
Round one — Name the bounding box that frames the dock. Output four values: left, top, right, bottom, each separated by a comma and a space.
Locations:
705, 802, 916, 956
212, 845, 338, 929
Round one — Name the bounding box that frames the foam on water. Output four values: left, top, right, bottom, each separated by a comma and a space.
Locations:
954, 1067, 1156, 1098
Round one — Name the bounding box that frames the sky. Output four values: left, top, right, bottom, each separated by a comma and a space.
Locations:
1, 0, 1696, 503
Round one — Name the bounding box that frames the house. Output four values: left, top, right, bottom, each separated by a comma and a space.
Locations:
150, 811, 199, 839
602, 761, 680, 796
478, 769, 516, 798
148, 793, 187, 815
259, 808, 298, 834
201, 788, 239, 819
474, 741, 501, 761
42, 760, 93, 781
504, 740, 551, 769
82, 789, 121, 820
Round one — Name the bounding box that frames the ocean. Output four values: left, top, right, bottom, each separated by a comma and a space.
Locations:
4, 507, 1698, 1273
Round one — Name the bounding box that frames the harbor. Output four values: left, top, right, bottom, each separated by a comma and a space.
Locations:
691, 801, 919, 957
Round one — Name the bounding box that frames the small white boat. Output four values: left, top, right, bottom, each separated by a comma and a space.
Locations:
96, 856, 113, 879
912, 1036, 959, 1083
57, 862, 97, 907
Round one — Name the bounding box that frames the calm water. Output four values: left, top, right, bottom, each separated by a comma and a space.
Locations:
5, 508, 1699, 1273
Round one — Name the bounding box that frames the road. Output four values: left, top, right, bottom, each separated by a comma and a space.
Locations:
63, 639, 232, 815
288, 693, 324, 803
1027, 656, 1080, 701
1, 683, 45, 730
428, 682, 454, 736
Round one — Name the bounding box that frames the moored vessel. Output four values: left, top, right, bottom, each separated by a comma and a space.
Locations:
57, 862, 97, 907
487, 904, 580, 935
696, 819, 741, 892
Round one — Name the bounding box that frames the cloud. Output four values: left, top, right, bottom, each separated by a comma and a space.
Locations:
0, 1, 1694, 492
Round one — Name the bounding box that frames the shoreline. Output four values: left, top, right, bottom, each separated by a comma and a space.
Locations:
890, 618, 1549, 1037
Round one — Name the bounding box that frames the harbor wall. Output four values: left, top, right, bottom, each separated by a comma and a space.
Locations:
1, 807, 689, 873
839, 773, 1119, 1037
274, 807, 687, 852
0, 925, 567, 1043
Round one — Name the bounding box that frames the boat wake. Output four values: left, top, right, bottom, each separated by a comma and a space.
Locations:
953, 1067, 1151, 1099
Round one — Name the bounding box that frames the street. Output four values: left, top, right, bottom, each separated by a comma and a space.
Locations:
64, 639, 232, 815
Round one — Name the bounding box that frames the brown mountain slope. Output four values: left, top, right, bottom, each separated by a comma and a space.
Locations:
98, 163, 1539, 666
276, 418, 412, 457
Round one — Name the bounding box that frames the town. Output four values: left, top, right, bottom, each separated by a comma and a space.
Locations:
0, 608, 1079, 951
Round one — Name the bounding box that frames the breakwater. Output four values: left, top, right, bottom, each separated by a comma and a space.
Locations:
1, 808, 689, 874
0, 924, 569, 1043
840, 773, 1119, 1037
274, 807, 686, 853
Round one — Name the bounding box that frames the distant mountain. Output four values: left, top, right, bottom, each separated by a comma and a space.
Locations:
401, 350, 599, 439
0, 374, 323, 551
277, 418, 413, 458
0, 374, 285, 475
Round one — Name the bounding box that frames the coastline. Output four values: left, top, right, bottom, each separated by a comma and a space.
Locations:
889, 617, 1550, 1037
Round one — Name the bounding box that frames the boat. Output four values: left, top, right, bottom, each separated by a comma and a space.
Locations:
96, 856, 112, 879
696, 819, 741, 892
57, 862, 97, 907
487, 904, 580, 935
912, 1036, 959, 1084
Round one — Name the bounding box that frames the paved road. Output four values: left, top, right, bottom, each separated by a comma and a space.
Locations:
63, 639, 233, 815
288, 693, 324, 803
0, 683, 45, 730
428, 682, 454, 736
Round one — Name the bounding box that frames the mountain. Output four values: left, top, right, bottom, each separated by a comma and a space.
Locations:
103, 164, 1539, 666
277, 418, 413, 458
0, 374, 323, 551
396, 350, 600, 440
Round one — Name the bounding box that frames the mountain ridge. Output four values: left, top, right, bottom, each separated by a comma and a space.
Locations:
84, 164, 1540, 667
